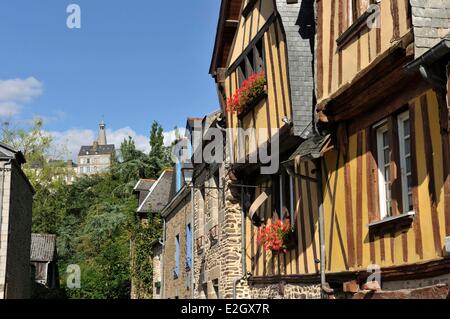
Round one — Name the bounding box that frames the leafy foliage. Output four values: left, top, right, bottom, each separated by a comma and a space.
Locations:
1, 119, 172, 299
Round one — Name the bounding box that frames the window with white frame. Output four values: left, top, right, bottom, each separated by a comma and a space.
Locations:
376, 123, 392, 219
398, 111, 413, 214
348, 0, 378, 26
375, 110, 413, 220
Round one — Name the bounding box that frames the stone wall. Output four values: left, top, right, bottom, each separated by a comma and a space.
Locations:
382, 273, 450, 291
353, 284, 450, 299
0, 160, 33, 299
410, 0, 450, 57
162, 192, 192, 299
250, 283, 321, 299
0, 162, 11, 299
192, 163, 250, 299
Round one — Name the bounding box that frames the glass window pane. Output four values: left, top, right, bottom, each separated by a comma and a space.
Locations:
404, 119, 410, 136
384, 150, 390, 164
406, 157, 411, 173
405, 138, 411, 155
383, 131, 389, 146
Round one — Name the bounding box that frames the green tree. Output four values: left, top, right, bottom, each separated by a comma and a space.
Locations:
148, 121, 172, 177
3, 119, 168, 299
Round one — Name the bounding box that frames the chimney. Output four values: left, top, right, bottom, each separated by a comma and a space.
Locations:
98, 120, 107, 145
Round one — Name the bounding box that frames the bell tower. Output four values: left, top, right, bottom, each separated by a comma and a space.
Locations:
97, 120, 107, 145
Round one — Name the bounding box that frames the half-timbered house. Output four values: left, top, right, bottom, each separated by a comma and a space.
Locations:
210, 0, 323, 299
304, 0, 450, 298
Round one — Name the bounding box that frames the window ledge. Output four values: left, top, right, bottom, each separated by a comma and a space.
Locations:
336, 10, 373, 50
237, 88, 268, 120
368, 212, 415, 232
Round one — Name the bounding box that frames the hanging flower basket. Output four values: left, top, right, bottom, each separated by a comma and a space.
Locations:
226, 72, 267, 115
257, 218, 295, 254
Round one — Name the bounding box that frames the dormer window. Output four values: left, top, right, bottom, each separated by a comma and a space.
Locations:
236, 38, 265, 87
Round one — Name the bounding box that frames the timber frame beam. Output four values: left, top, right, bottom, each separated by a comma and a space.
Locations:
249, 257, 450, 286
317, 31, 414, 124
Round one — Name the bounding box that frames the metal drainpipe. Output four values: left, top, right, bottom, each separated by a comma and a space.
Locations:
315, 158, 329, 298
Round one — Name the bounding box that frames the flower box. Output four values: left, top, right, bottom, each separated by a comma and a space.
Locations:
226, 72, 267, 116
257, 218, 296, 254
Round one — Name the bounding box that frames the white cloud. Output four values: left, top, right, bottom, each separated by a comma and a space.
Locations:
0, 77, 43, 117
163, 128, 186, 146
48, 127, 182, 162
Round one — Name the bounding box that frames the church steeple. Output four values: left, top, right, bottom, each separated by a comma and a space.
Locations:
97, 120, 107, 145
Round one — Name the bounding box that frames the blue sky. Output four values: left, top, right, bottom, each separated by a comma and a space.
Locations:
0, 0, 221, 158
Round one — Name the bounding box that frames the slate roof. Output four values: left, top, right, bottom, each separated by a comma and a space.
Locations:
0, 142, 26, 164
289, 134, 331, 161
78, 144, 115, 156
133, 179, 155, 192
30, 234, 57, 262
137, 170, 175, 214
274, 0, 315, 138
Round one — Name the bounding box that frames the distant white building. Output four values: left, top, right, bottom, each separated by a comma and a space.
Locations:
77, 121, 115, 175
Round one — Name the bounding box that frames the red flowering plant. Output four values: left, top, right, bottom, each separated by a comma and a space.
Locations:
257, 217, 295, 254
226, 72, 267, 114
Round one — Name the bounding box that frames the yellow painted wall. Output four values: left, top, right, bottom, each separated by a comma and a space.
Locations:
317, 0, 411, 102
321, 90, 448, 273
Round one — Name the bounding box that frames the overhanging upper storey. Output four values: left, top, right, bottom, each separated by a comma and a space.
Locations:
210, 0, 244, 78
212, 0, 316, 147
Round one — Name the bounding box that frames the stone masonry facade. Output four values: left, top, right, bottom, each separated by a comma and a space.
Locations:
162, 191, 192, 299
192, 162, 250, 299
0, 159, 33, 299
250, 284, 321, 299
410, 0, 450, 57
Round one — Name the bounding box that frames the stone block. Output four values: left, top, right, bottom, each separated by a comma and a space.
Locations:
362, 281, 381, 291
343, 280, 360, 293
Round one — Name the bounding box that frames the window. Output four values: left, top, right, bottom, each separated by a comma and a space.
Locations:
175, 234, 180, 278
349, 0, 375, 25
273, 173, 295, 225
253, 40, 265, 73
398, 112, 413, 214
236, 39, 265, 87
186, 224, 192, 270
376, 123, 392, 219
375, 111, 413, 220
